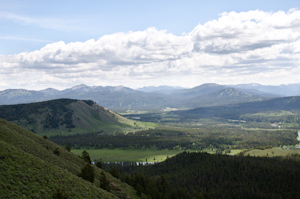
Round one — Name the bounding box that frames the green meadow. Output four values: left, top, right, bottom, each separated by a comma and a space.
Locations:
72, 147, 299, 162
72, 148, 198, 162
244, 147, 300, 157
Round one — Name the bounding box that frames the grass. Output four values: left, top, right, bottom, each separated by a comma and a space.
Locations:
0, 140, 116, 199
120, 110, 151, 115
199, 149, 243, 155
244, 147, 300, 157
228, 149, 243, 155
0, 118, 140, 199
71, 148, 199, 162
137, 121, 158, 127
72, 146, 299, 162
248, 110, 296, 117
71, 146, 300, 163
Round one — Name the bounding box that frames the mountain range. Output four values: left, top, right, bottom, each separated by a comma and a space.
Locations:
230, 83, 300, 96
1, 83, 299, 111
137, 85, 186, 94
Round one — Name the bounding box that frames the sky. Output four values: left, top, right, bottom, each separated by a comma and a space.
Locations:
0, 0, 300, 90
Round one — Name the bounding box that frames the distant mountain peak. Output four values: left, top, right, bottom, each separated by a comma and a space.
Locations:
212, 88, 246, 96
70, 84, 89, 90
40, 88, 59, 92
115, 85, 125, 90
136, 85, 185, 94
202, 83, 220, 86
249, 83, 261, 86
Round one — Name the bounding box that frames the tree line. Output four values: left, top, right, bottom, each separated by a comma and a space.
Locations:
49, 127, 299, 151
101, 152, 300, 199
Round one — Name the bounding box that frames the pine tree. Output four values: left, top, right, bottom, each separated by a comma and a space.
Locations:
65, 144, 71, 152
100, 171, 110, 192
109, 167, 119, 178
53, 148, 60, 156
78, 163, 94, 183
81, 150, 91, 164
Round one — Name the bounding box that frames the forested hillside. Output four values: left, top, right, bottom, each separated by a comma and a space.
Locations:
105, 152, 300, 199
0, 99, 150, 136
49, 126, 298, 151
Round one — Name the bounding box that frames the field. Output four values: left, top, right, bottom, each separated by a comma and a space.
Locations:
244, 147, 300, 157
71, 148, 198, 162
71, 148, 246, 162
72, 146, 300, 162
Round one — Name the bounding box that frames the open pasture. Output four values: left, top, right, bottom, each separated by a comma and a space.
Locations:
244, 147, 300, 157
72, 148, 198, 162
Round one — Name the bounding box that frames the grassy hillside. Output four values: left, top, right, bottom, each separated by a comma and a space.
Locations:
0, 99, 153, 136
0, 118, 140, 199
242, 147, 300, 157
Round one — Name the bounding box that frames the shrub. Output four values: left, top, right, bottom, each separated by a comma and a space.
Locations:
52, 188, 69, 199
95, 159, 103, 168
82, 150, 91, 164
78, 163, 94, 183
65, 144, 71, 152
100, 171, 110, 192
109, 167, 119, 178
53, 148, 60, 156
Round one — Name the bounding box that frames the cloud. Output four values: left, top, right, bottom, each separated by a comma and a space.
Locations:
0, 36, 52, 43
0, 11, 83, 32
1, 9, 300, 90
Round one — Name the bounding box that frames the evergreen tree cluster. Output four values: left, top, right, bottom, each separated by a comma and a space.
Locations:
50, 127, 298, 150
78, 150, 94, 183
103, 152, 300, 199
0, 98, 95, 130
120, 173, 209, 199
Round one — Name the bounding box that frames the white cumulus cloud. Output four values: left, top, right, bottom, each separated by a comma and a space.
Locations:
1, 9, 300, 90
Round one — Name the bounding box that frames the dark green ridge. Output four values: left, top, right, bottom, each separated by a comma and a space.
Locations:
0, 98, 83, 121
0, 98, 139, 136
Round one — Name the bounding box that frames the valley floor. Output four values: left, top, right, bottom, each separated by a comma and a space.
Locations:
71, 146, 300, 162
71, 148, 199, 162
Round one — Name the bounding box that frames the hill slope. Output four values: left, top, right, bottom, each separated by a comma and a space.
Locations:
174, 88, 265, 108
177, 96, 300, 119
0, 118, 139, 199
0, 99, 150, 136
172, 83, 229, 97
231, 83, 300, 96
137, 85, 185, 94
